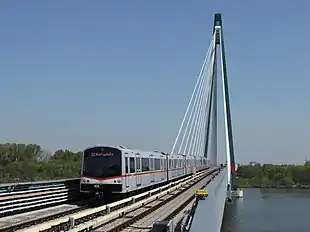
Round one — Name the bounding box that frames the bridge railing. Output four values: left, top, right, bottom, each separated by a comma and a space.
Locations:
0, 178, 81, 216
189, 167, 228, 232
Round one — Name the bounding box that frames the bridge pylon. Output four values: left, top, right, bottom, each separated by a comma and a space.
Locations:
203, 13, 237, 192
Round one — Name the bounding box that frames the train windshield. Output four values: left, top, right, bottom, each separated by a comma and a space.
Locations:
82, 146, 122, 178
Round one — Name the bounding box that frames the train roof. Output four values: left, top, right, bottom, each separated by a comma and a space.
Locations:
83, 144, 165, 154
83, 144, 120, 151
82, 145, 203, 158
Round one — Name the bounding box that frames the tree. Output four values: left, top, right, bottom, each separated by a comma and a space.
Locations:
0, 143, 81, 183
237, 164, 310, 188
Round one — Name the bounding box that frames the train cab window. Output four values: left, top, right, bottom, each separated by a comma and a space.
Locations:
142, 158, 150, 172
154, 159, 160, 170
125, 157, 129, 173
129, 157, 135, 173
82, 146, 121, 178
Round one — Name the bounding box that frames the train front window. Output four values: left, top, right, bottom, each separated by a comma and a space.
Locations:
82, 147, 122, 178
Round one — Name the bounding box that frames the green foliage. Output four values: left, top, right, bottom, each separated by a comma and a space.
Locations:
236, 164, 310, 188
0, 143, 82, 183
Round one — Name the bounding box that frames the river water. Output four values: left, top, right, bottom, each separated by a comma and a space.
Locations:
221, 188, 310, 232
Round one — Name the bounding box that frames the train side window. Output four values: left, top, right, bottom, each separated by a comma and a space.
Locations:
142, 158, 149, 172
169, 159, 172, 169
154, 159, 160, 170
136, 157, 141, 171
125, 157, 129, 173
129, 157, 135, 173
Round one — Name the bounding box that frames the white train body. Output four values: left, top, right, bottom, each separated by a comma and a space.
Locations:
80, 145, 210, 194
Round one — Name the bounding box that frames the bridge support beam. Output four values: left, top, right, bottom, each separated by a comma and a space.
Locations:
203, 56, 214, 162
210, 48, 218, 166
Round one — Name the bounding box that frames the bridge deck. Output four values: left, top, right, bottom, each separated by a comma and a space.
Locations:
189, 168, 228, 232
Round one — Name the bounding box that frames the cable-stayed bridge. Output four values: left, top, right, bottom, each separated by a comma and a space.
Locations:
167, 13, 239, 232
0, 13, 240, 232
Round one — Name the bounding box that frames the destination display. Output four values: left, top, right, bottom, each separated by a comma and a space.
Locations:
90, 152, 114, 157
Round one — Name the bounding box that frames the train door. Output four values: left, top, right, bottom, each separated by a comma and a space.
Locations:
193, 156, 197, 175
184, 157, 187, 175
160, 155, 165, 180
166, 156, 170, 181
150, 155, 155, 183
124, 153, 129, 190
178, 158, 182, 176
135, 153, 142, 187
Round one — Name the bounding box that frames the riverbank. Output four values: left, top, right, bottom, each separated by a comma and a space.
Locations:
236, 164, 310, 189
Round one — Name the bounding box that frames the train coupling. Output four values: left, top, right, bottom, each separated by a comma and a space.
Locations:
95, 192, 104, 199
195, 189, 208, 200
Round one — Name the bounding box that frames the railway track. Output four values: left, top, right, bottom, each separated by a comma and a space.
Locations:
11, 168, 218, 232
0, 199, 100, 232
0, 179, 82, 217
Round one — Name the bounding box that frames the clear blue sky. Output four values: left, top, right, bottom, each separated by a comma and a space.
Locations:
0, 1, 309, 164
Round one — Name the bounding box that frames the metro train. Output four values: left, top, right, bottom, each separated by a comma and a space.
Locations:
80, 145, 210, 198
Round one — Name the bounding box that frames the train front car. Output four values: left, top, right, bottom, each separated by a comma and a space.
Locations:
80, 146, 122, 198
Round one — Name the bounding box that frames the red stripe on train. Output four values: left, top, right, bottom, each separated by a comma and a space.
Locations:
81, 167, 186, 181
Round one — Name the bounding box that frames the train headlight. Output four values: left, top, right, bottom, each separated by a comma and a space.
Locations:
117, 179, 121, 183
